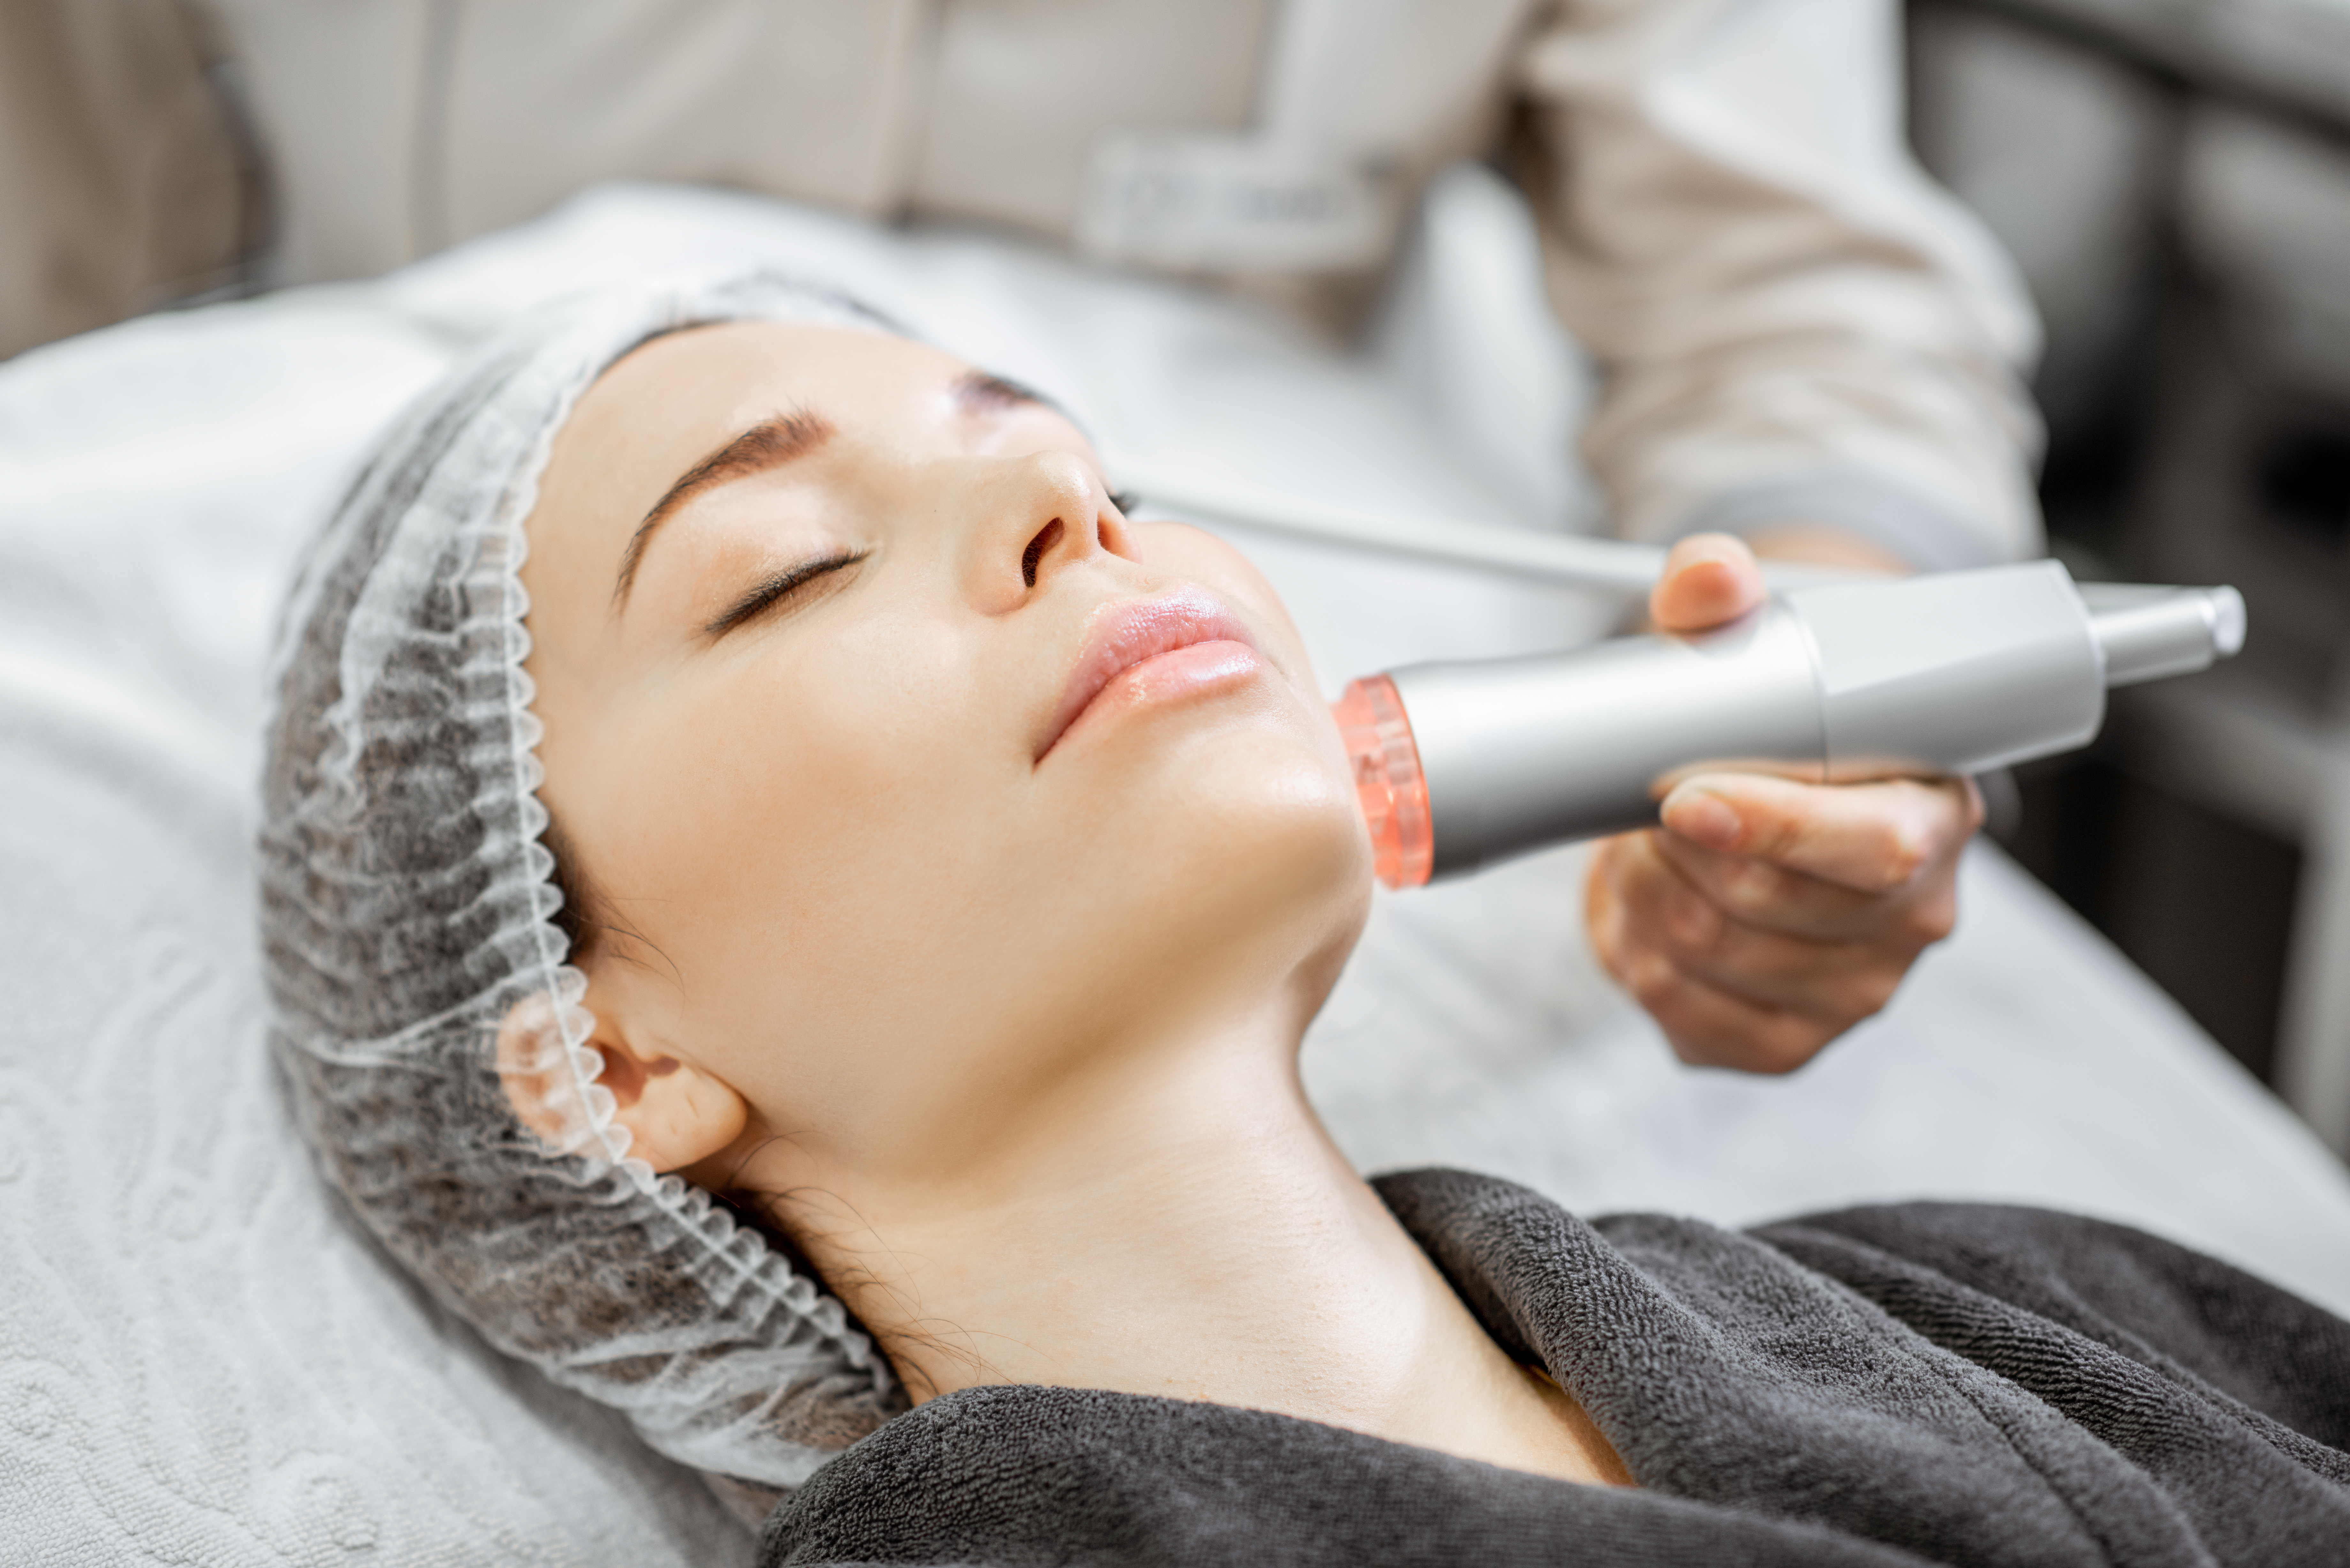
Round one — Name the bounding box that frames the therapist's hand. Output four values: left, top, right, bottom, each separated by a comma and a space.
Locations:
1584, 534, 1984, 1073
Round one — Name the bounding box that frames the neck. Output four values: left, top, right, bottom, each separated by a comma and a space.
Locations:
734, 1001, 1628, 1486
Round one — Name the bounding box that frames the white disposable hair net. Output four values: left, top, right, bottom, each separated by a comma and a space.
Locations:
257, 273, 905, 1501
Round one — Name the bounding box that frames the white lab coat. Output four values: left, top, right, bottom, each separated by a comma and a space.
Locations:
200, 0, 2046, 563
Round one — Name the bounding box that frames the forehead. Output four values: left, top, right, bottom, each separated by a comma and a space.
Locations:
526, 319, 1106, 614
535, 320, 1070, 551
570, 319, 968, 452
552, 319, 1095, 492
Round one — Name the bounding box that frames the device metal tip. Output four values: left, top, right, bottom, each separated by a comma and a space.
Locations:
2081, 582, 2248, 688
2207, 585, 2247, 659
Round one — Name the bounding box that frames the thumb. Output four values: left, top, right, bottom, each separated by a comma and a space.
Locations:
1649, 533, 1766, 633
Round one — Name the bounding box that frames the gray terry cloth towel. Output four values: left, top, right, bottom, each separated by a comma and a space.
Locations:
758, 1170, 2350, 1567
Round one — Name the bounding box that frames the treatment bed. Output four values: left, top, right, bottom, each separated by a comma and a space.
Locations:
4, 179, 2346, 1566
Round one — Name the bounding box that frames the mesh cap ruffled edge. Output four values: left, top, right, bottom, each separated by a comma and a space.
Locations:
259, 272, 911, 1503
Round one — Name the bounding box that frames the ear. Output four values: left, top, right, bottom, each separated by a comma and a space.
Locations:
497, 993, 748, 1174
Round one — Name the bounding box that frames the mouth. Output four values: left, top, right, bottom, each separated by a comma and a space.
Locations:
1036, 586, 1264, 761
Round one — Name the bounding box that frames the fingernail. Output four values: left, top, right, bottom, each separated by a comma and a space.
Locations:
1664, 787, 1742, 850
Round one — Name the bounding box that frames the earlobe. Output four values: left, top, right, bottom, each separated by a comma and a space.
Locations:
604, 1043, 750, 1173
496, 993, 748, 1173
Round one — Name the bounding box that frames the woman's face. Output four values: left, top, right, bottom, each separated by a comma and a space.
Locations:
519, 320, 1370, 1185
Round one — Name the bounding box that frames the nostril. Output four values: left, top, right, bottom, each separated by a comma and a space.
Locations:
1021, 519, 1064, 588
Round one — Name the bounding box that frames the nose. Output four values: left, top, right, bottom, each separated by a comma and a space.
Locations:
947, 449, 1133, 613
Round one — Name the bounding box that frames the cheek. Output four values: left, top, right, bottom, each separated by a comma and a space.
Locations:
627, 635, 993, 925
1104, 704, 1368, 918
574, 617, 1030, 1099
566, 596, 1373, 1153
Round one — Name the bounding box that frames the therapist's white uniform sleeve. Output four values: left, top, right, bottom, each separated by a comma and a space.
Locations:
1517, 0, 2047, 568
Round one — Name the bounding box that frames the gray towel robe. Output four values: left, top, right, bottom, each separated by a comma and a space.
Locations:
758, 1169, 2350, 1566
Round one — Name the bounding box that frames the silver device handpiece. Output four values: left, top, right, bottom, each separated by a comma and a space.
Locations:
1333, 560, 2247, 887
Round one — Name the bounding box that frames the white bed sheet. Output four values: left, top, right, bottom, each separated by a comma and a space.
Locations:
4, 181, 2346, 1567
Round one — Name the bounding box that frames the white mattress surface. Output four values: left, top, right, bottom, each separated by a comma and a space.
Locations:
4, 181, 2346, 1566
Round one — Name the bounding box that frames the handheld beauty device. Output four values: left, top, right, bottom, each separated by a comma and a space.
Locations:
1334, 560, 2247, 888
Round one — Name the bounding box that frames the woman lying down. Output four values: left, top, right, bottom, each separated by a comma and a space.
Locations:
260, 275, 2350, 1566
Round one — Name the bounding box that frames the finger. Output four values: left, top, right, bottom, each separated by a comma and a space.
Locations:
1642, 816, 1887, 941
1658, 772, 1983, 894
1583, 833, 1636, 981
1628, 901, 1909, 1018
1648, 533, 1766, 633
1610, 948, 1844, 1073
1648, 829, 1960, 944
1597, 833, 1912, 1018
1607, 835, 1924, 1010
1589, 826, 1939, 1070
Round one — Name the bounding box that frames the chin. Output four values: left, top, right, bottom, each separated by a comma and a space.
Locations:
1133, 721, 1373, 956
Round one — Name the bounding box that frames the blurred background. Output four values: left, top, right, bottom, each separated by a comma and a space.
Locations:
1902, 0, 2350, 1141
4, 0, 2346, 1148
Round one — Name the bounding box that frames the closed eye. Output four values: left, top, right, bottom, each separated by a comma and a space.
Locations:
705, 548, 871, 638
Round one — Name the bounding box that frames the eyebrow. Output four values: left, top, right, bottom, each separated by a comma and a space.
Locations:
610, 370, 1062, 609
948, 366, 1095, 447
953, 367, 1056, 417
614, 411, 836, 607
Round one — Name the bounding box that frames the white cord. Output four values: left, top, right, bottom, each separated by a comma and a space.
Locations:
1118, 469, 1859, 595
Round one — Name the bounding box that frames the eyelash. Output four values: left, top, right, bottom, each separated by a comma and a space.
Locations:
703, 489, 1124, 637
705, 548, 871, 638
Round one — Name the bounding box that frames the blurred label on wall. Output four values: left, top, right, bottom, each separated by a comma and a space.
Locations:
1076, 131, 1398, 273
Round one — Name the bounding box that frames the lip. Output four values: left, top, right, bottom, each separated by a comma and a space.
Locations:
1037, 586, 1264, 761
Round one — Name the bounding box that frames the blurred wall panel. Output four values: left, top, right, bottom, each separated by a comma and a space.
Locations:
196, 0, 434, 283
910, 0, 1275, 238
1980, 0, 2350, 134
1908, 3, 2167, 454
0, 0, 248, 358
2180, 105, 2350, 409
1911, 0, 2350, 1148
201, 0, 933, 283
442, 1, 931, 254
